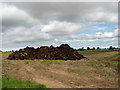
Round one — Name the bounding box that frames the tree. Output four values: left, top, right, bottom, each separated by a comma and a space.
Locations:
92, 47, 95, 50
78, 47, 85, 51
78, 48, 81, 51
109, 46, 113, 50
87, 47, 90, 50
97, 47, 100, 49
82, 47, 84, 50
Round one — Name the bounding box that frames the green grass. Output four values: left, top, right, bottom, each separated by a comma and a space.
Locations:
25, 61, 29, 65
2, 76, 47, 88
78, 49, 118, 56
2, 52, 12, 54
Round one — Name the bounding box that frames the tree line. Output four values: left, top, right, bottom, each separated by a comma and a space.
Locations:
1, 46, 119, 52
78, 46, 118, 51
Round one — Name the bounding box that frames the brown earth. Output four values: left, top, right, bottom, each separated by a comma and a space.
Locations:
2, 51, 118, 88
7, 44, 85, 60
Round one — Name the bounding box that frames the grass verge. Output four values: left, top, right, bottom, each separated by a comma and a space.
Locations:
2, 76, 47, 88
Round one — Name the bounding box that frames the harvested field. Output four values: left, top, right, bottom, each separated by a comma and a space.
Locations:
7, 44, 85, 60
2, 49, 119, 88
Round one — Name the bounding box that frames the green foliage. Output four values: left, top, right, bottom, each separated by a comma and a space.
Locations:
2, 76, 47, 88
87, 47, 90, 50
109, 46, 113, 49
78, 47, 85, 51
109, 46, 117, 50
97, 47, 100, 49
82, 47, 84, 50
92, 47, 95, 50
25, 61, 29, 65
109, 46, 118, 50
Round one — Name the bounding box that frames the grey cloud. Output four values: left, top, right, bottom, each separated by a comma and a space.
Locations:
2, 3, 39, 32
8, 2, 118, 23
2, 2, 117, 32
2, 2, 118, 51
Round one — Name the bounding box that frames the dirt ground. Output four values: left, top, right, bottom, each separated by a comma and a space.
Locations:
2, 50, 118, 88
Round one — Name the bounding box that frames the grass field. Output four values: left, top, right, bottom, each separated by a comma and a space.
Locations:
78, 49, 118, 56
2, 49, 119, 88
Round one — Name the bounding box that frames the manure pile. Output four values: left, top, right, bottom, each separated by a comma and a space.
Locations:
7, 44, 85, 60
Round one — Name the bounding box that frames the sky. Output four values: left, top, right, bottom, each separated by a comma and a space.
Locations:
1, 2, 118, 51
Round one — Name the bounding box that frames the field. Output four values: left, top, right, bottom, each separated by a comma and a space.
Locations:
2, 49, 119, 88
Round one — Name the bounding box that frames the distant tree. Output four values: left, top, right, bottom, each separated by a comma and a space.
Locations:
87, 47, 90, 50
12, 50, 14, 52
92, 47, 95, 50
115, 47, 118, 49
82, 47, 84, 50
78, 47, 85, 51
97, 47, 100, 50
109, 46, 113, 50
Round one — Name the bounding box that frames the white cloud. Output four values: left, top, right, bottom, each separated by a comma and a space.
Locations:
84, 7, 118, 23
2, 26, 50, 44
2, 4, 39, 32
41, 21, 83, 34
96, 32, 102, 35
95, 29, 118, 38
87, 40, 95, 42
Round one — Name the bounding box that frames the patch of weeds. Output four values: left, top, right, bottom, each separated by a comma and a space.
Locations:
105, 53, 119, 61
54, 61, 60, 64
100, 54, 119, 69
45, 61, 53, 66
86, 61, 100, 67
33, 66, 45, 71
25, 61, 29, 65
2, 60, 12, 65
97, 67, 117, 78
10, 61, 17, 65
68, 66, 86, 76
5, 60, 11, 64
46, 63, 51, 67
77, 69, 86, 76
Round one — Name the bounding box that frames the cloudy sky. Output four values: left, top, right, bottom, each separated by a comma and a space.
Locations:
1, 2, 118, 51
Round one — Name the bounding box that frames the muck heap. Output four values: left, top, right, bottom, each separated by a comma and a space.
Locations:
7, 44, 86, 60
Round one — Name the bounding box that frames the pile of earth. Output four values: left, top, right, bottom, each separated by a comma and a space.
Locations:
7, 44, 86, 60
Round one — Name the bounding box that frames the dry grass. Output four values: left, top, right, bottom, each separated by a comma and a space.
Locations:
2, 49, 119, 88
